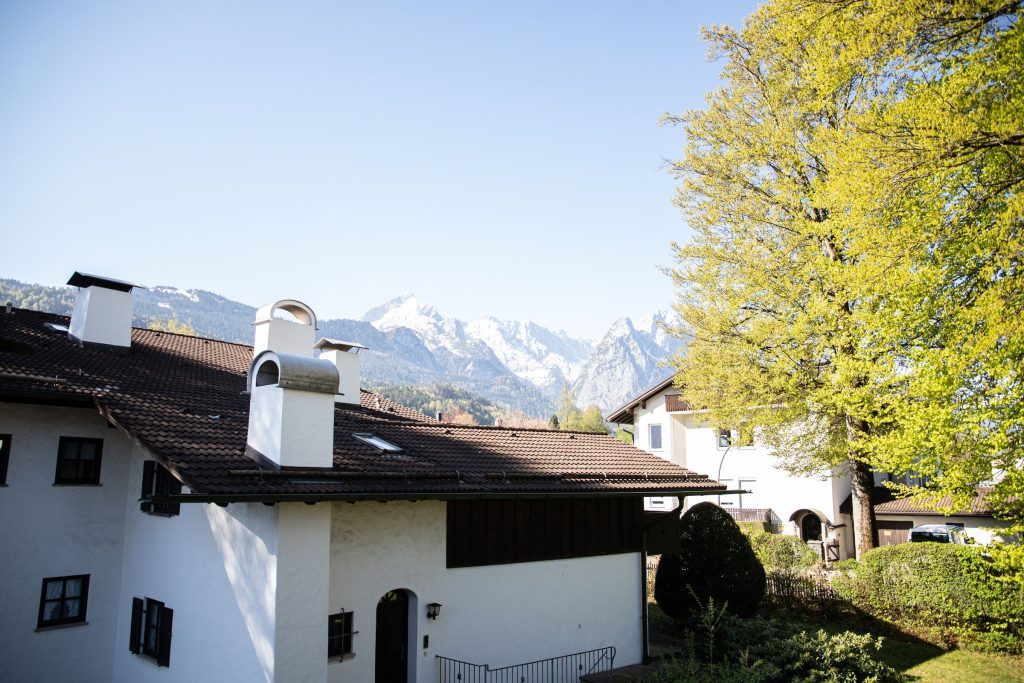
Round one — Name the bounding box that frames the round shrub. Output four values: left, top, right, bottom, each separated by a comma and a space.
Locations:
832, 542, 1024, 654
655, 502, 766, 620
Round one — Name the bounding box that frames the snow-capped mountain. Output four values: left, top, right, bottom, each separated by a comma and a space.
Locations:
572, 314, 686, 411
1, 277, 684, 415
358, 293, 680, 412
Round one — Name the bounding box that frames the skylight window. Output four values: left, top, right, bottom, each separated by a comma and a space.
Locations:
352, 433, 402, 453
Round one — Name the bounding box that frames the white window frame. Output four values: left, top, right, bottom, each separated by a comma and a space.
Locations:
648, 424, 663, 451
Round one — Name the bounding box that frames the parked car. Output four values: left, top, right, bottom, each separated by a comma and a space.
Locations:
909, 523, 969, 544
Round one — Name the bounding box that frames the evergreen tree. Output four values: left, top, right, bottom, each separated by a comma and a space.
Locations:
654, 502, 765, 620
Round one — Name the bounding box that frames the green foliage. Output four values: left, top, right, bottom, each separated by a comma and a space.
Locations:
655, 502, 766, 620
615, 426, 634, 444
736, 521, 769, 535
832, 543, 1024, 654
547, 414, 559, 430
553, 385, 609, 433
663, 0, 1023, 555
0, 279, 75, 315
748, 532, 819, 572
644, 607, 905, 683
147, 317, 196, 335
367, 383, 501, 425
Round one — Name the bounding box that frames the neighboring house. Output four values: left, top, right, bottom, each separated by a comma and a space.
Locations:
842, 481, 1014, 547
608, 376, 1010, 560
0, 273, 724, 683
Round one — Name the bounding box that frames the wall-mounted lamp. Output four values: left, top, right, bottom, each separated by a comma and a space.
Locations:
426, 603, 442, 620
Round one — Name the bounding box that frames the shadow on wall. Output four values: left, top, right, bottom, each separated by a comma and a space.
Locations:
205, 503, 278, 683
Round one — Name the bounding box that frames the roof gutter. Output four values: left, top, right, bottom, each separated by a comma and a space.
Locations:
157, 487, 738, 506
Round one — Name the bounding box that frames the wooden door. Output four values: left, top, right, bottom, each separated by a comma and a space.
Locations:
375, 590, 409, 683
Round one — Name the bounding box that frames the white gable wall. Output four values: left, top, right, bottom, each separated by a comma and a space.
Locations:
328, 500, 642, 683
633, 393, 680, 511
112, 449, 279, 683
0, 404, 132, 683
627, 388, 856, 559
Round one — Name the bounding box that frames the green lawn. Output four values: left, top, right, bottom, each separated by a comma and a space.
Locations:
868, 630, 1022, 683
785, 612, 1024, 683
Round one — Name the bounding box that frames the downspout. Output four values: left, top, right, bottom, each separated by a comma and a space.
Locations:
640, 497, 687, 664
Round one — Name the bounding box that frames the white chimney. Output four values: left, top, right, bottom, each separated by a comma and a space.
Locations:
253, 300, 317, 358
67, 272, 141, 348
247, 350, 339, 469
314, 338, 367, 405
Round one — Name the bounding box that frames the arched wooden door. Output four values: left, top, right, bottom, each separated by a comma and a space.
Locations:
375, 590, 409, 683
801, 513, 822, 541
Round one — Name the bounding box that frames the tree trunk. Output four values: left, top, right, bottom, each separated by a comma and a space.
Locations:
850, 458, 878, 559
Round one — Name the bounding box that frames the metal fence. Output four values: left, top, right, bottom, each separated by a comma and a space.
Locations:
437, 646, 616, 683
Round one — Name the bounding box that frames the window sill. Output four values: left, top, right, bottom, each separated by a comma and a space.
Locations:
36, 621, 88, 632
52, 483, 103, 487
328, 654, 356, 664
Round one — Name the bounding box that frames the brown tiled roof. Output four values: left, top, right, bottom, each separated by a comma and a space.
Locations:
0, 308, 723, 500
839, 487, 994, 517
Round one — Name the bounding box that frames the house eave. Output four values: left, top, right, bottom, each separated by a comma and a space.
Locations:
159, 486, 731, 506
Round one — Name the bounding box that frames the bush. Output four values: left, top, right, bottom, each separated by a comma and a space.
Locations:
643, 608, 906, 683
736, 520, 770, 535
832, 543, 1024, 654
655, 502, 766, 620
748, 531, 819, 572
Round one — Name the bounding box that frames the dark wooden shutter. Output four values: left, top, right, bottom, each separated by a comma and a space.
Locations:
129, 598, 143, 654
156, 606, 173, 667
162, 468, 182, 516
140, 462, 155, 512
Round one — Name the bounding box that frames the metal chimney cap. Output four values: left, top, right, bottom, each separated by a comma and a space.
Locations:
248, 350, 339, 394
314, 337, 369, 353
67, 272, 143, 292
253, 300, 317, 328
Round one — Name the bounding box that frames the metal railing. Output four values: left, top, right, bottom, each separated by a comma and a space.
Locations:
437, 646, 616, 683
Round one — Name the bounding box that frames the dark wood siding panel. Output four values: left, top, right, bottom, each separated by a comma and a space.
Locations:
446, 498, 642, 568
876, 520, 913, 546
665, 394, 688, 412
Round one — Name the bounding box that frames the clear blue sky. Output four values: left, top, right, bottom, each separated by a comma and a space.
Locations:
1, 0, 757, 338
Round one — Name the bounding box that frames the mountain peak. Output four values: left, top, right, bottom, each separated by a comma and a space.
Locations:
360, 292, 443, 331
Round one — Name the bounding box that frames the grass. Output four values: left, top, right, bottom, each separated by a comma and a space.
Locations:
819, 617, 1024, 683
646, 604, 1024, 683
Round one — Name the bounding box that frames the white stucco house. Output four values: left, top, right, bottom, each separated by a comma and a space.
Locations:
606, 377, 1011, 560
0, 273, 725, 683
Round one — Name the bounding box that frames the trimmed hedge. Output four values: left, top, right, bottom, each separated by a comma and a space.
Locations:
655, 502, 766, 620
832, 543, 1024, 654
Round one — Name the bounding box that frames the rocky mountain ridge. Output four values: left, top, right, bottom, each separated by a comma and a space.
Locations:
0, 278, 684, 415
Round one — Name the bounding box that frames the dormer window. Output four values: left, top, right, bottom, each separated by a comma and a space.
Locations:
352, 433, 402, 453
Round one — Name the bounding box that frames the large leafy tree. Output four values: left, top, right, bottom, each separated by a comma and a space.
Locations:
665, 1, 1022, 557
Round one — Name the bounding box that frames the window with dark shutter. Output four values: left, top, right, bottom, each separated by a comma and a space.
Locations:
0, 433, 10, 485
54, 437, 103, 485
37, 575, 89, 628
130, 597, 173, 667
140, 461, 182, 516
328, 611, 355, 659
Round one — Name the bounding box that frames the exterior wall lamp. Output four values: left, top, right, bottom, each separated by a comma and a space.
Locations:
426, 603, 442, 620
